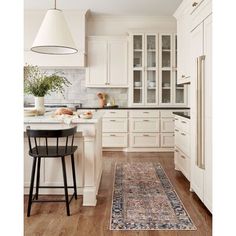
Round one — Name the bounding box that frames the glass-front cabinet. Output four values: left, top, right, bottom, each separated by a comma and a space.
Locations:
159, 33, 187, 106
130, 33, 187, 106
131, 34, 158, 106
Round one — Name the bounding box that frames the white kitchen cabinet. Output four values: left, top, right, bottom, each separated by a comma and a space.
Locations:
161, 118, 175, 133
130, 118, 160, 133
103, 133, 128, 148
174, 115, 191, 180
129, 34, 159, 106
130, 133, 160, 148
190, 4, 212, 212
161, 133, 174, 147
103, 118, 128, 133
159, 34, 188, 105
86, 36, 128, 88
174, 2, 192, 84
24, 10, 88, 68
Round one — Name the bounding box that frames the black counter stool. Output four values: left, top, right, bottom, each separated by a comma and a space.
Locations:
26, 126, 78, 217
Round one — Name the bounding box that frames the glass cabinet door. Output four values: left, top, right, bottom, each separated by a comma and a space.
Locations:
145, 35, 157, 105
174, 34, 186, 104
132, 35, 144, 105
160, 34, 172, 104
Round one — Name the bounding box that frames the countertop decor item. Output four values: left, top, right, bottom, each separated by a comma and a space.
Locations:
31, 0, 77, 55
24, 65, 71, 115
97, 92, 107, 108
110, 162, 196, 230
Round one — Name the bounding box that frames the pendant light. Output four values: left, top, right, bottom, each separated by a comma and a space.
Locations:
31, 0, 78, 55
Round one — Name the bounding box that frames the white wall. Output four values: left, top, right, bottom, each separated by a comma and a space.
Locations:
87, 15, 177, 36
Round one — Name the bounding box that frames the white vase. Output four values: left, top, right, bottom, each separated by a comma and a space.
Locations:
34, 97, 45, 115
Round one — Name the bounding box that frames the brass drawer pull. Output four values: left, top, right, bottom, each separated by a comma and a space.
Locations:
175, 149, 179, 153
181, 120, 187, 124
181, 155, 186, 159
175, 129, 179, 132
181, 132, 186, 136
110, 120, 116, 122
143, 112, 149, 114
143, 134, 150, 137
192, 2, 198, 7
110, 112, 116, 114
110, 134, 116, 137
143, 120, 149, 122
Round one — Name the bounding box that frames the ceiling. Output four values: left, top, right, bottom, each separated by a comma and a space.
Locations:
24, 0, 183, 16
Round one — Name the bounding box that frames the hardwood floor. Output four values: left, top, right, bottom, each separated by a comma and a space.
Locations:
24, 152, 212, 236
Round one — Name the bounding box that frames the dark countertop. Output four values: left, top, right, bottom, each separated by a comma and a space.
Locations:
173, 111, 190, 119
76, 107, 190, 110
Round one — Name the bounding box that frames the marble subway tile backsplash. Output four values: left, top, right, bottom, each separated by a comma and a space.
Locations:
24, 69, 128, 107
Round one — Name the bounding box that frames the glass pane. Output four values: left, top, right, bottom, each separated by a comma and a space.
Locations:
133, 35, 142, 50
175, 72, 184, 103
133, 51, 142, 68
162, 51, 171, 68
162, 35, 171, 50
133, 71, 142, 103
147, 51, 156, 67
147, 71, 156, 103
147, 35, 156, 50
162, 35, 171, 68
162, 71, 171, 103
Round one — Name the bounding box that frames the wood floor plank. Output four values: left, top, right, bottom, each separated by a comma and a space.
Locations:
24, 152, 212, 236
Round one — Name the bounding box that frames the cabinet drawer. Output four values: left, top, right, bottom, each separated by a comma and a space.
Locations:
102, 133, 128, 147
129, 118, 160, 132
174, 116, 190, 134
161, 133, 174, 147
130, 133, 160, 147
129, 110, 159, 118
175, 128, 190, 156
175, 148, 190, 180
103, 110, 128, 118
161, 118, 175, 132
103, 118, 127, 132
160, 110, 175, 118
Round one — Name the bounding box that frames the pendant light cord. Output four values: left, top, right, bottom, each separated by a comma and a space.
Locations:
54, 0, 57, 9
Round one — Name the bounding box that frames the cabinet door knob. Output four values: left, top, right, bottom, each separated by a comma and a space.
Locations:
192, 2, 198, 7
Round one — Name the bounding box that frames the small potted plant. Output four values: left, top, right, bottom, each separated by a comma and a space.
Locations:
24, 65, 71, 115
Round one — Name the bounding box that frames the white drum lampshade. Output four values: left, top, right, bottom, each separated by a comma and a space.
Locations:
31, 8, 78, 55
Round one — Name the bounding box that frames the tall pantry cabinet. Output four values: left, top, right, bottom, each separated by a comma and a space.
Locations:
190, 0, 212, 212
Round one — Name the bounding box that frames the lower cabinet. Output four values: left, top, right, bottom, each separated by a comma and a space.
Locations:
101, 109, 188, 151
102, 133, 128, 148
130, 133, 160, 148
174, 115, 191, 180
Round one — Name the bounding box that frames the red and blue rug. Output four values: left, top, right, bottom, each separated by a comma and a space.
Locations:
110, 162, 196, 230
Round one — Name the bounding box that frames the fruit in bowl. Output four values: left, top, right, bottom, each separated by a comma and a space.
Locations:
80, 111, 93, 119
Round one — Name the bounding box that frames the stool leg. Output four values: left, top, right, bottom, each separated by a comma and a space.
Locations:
71, 154, 77, 200
27, 157, 37, 217
35, 157, 41, 200
61, 156, 70, 216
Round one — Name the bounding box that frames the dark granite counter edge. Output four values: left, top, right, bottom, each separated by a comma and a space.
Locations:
173, 112, 190, 119
76, 107, 190, 110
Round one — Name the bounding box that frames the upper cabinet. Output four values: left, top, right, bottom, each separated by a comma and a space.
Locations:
174, 3, 192, 84
130, 33, 159, 106
129, 33, 187, 107
24, 10, 89, 68
86, 36, 128, 88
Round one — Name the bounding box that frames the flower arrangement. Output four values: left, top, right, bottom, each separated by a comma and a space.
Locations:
24, 64, 71, 97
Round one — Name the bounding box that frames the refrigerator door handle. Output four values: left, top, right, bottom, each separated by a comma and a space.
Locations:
196, 55, 206, 170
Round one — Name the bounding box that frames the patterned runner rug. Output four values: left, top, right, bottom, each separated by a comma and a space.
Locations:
110, 162, 196, 230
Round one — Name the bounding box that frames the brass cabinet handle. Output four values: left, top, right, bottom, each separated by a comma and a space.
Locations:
181, 155, 186, 159
175, 149, 179, 153
110, 134, 116, 137
143, 120, 149, 122
143, 112, 149, 114
110, 112, 116, 114
175, 129, 179, 132
192, 2, 198, 7
181, 74, 185, 78
143, 134, 150, 137
110, 120, 116, 122
181, 120, 186, 124
175, 118, 178, 121
181, 132, 186, 136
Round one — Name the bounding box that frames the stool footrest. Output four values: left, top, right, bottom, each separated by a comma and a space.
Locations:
38, 186, 75, 189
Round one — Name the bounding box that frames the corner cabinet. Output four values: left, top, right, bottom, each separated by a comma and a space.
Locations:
86, 36, 128, 88
129, 33, 187, 107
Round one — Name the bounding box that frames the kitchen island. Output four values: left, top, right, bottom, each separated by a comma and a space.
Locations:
24, 111, 103, 206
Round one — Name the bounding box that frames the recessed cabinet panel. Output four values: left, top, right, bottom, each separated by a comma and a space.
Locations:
133, 71, 143, 104
130, 118, 160, 132
103, 133, 128, 147
161, 133, 174, 147
161, 118, 175, 132
102, 118, 128, 133
130, 133, 160, 147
